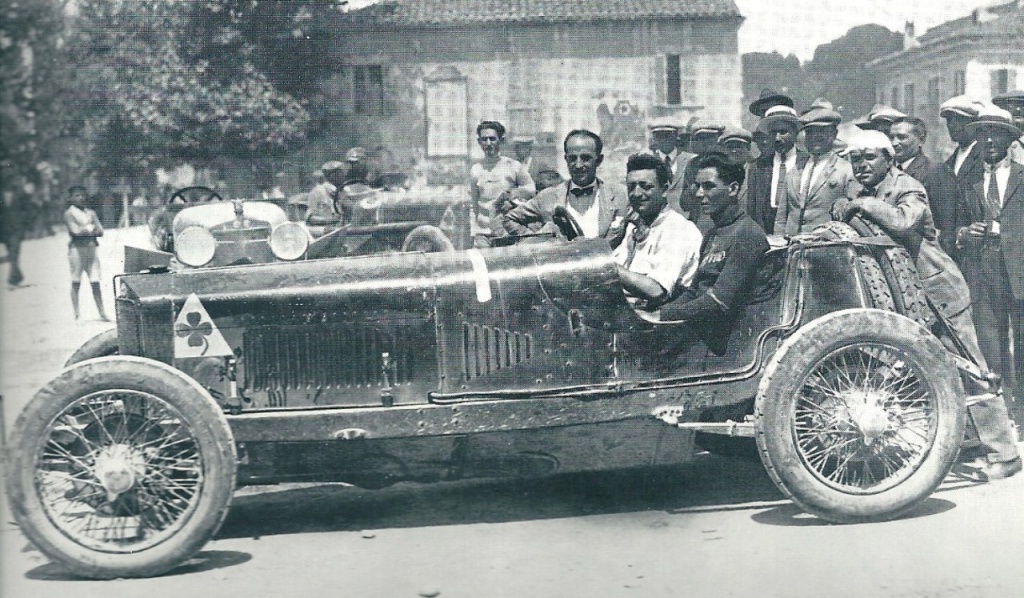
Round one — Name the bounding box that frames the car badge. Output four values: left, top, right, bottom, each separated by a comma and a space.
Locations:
173, 293, 233, 358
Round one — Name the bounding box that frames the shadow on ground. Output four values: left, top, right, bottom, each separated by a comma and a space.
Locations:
24, 550, 252, 581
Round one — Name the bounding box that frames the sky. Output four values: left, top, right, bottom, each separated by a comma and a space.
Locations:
732, 0, 999, 61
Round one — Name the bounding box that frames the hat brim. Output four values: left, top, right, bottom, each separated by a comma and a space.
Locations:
855, 121, 888, 131
965, 120, 1023, 138
800, 120, 841, 130
749, 94, 794, 117
940, 108, 976, 119
760, 114, 800, 128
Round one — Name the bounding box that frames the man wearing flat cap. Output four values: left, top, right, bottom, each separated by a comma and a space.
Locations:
833, 129, 1021, 480
774, 103, 855, 235
855, 104, 908, 135
992, 90, 1024, 164
941, 95, 988, 192
746, 105, 808, 234
955, 105, 1024, 434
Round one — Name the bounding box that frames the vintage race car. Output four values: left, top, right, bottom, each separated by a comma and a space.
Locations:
132, 185, 315, 272
4, 220, 996, 579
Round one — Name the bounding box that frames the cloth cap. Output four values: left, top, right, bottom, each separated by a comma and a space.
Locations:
802, 98, 835, 115
718, 125, 752, 145
939, 95, 986, 118
865, 104, 907, 123
749, 88, 795, 117
321, 160, 345, 172
511, 135, 534, 144
800, 106, 842, 129
688, 119, 724, 137
845, 130, 895, 156
345, 147, 365, 162
647, 116, 679, 133
964, 105, 1024, 138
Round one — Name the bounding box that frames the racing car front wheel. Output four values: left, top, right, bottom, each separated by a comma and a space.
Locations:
4, 356, 237, 579
754, 309, 964, 524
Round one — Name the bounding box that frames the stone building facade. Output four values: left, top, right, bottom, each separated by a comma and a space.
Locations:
324, 0, 743, 183
868, 1, 1023, 157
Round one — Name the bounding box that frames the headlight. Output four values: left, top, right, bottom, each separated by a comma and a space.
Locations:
175, 226, 217, 267
270, 221, 309, 261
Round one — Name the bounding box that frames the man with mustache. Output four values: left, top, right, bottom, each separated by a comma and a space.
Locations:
833, 129, 1020, 481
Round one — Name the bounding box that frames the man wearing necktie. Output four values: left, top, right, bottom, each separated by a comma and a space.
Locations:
955, 106, 1024, 438
744, 102, 808, 234
835, 129, 1021, 481
500, 129, 628, 241
774, 103, 855, 235
941, 95, 988, 195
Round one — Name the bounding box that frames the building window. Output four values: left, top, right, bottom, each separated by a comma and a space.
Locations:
666, 54, 681, 105
953, 70, 966, 96
928, 77, 940, 109
891, 87, 899, 108
903, 83, 915, 115
665, 55, 697, 106
424, 66, 468, 157
991, 68, 1016, 96
354, 65, 384, 116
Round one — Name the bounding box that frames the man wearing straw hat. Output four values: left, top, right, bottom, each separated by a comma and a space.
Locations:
955, 105, 1024, 437
746, 101, 807, 234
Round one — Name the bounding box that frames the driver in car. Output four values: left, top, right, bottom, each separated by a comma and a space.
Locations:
660, 154, 769, 323
611, 153, 702, 320
832, 129, 1021, 480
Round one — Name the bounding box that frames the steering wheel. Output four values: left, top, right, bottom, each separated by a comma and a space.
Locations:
168, 185, 223, 206
552, 206, 585, 241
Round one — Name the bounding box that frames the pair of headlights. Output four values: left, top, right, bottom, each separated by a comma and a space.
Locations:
175, 222, 310, 267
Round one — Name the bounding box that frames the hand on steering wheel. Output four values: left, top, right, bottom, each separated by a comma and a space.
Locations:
552, 206, 584, 241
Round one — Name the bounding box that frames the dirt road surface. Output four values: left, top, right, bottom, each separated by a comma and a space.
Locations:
2, 230, 1023, 598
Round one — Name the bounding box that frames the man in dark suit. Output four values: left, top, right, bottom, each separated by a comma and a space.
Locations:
941, 95, 987, 192
500, 129, 628, 241
956, 107, 1024, 437
889, 116, 960, 256
745, 105, 808, 234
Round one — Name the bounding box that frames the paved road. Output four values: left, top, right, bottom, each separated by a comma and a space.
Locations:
2, 230, 1023, 598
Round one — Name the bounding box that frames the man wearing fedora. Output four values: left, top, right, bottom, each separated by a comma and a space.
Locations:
941, 95, 988, 196
888, 116, 961, 256
834, 129, 1021, 481
955, 105, 1024, 434
746, 103, 808, 234
855, 104, 907, 136
774, 103, 855, 235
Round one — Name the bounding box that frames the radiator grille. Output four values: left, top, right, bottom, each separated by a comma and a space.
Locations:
462, 324, 531, 380
243, 325, 415, 391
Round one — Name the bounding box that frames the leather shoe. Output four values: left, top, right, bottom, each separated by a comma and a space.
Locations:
980, 457, 1022, 482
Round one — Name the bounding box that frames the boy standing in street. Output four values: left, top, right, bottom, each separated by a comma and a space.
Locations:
64, 185, 109, 321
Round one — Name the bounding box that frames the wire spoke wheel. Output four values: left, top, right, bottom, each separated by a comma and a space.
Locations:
755, 310, 964, 523
36, 389, 205, 553
792, 343, 936, 494
5, 356, 236, 579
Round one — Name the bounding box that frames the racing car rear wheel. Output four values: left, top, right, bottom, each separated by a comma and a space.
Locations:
4, 356, 237, 579
754, 309, 964, 523
64, 328, 119, 367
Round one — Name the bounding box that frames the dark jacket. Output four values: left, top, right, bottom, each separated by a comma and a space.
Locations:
903, 152, 960, 256
743, 149, 809, 234
958, 160, 1024, 300
499, 179, 628, 240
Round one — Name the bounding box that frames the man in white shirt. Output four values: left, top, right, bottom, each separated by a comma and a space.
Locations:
746, 105, 808, 233
612, 153, 702, 319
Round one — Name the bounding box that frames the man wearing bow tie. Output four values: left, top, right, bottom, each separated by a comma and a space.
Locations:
611, 153, 702, 319
500, 129, 628, 241
834, 129, 1020, 481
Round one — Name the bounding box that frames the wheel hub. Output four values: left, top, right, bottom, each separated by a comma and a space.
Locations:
843, 390, 891, 446
92, 444, 146, 501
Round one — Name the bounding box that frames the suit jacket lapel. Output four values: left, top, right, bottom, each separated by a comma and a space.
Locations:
1004, 162, 1024, 211
807, 153, 837, 199
595, 180, 614, 236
